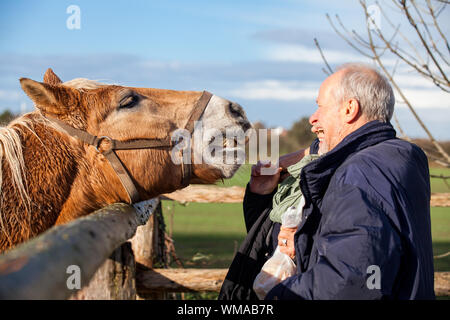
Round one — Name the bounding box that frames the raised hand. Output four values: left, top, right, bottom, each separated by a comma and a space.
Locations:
249, 160, 282, 195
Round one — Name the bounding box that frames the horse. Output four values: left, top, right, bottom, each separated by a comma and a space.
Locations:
0, 68, 251, 252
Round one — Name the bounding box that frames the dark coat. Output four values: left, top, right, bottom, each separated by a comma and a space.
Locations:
219, 120, 435, 300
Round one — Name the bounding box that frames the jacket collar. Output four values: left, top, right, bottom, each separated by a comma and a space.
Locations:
300, 120, 397, 205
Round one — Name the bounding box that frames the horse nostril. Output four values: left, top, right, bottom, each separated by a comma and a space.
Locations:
241, 120, 251, 132
227, 102, 250, 132
228, 103, 244, 119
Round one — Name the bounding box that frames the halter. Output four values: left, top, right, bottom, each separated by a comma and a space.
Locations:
46, 90, 213, 204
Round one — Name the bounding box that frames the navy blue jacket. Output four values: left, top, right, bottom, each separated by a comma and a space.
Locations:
265, 120, 435, 299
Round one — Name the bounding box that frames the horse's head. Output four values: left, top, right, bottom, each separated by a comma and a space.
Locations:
19, 69, 251, 203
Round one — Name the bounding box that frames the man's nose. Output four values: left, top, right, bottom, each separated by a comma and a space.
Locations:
309, 109, 319, 126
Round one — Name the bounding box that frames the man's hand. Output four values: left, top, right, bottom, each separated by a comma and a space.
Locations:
278, 226, 297, 259
249, 160, 282, 195
278, 148, 309, 182
249, 148, 310, 195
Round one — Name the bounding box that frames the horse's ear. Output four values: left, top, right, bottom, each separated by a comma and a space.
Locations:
43, 68, 63, 85
20, 78, 76, 115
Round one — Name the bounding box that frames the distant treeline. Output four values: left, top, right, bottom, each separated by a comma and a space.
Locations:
252, 117, 450, 163
252, 117, 316, 155
0, 110, 17, 126
1, 109, 448, 164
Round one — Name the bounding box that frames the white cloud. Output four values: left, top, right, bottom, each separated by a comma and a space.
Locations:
393, 74, 437, 89
265, 44, 400, 67
229, 78, 450, 111
395, 88, 450, 110
266, 44, 363, 64
229, 80, 319, 101
391, 73, 450, 109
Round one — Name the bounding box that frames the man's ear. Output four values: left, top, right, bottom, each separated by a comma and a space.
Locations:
20, 78, 78, 115
342, 98, 361, 123
43, 68, 63, 85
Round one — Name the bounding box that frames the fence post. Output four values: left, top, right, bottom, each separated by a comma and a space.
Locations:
72, 199, 160, 300
71, 242, 136, 300
130, 199, 167, 299
130, 199, 160, 269
0, 203, 145, 300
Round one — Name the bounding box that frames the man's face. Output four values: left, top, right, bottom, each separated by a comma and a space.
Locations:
309, 73, 344, 154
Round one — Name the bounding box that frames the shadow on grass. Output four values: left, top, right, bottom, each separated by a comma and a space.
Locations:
171, 236, 450, 269
433, 241, 450, 272
166, 237, 449, 300
170, 233, 245, 269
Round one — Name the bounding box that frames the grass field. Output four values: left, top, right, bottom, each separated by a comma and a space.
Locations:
162, 165, 450, 297
430, 167, 450, 193
163, 204, 450, 271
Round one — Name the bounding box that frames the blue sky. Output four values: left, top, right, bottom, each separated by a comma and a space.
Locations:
1, 0, 449, 139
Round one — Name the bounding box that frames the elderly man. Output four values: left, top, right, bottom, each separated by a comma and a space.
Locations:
219, 63, 435, 300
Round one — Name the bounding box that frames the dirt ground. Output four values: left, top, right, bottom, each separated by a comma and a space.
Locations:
164, 186, 450, 207
431, 193, 450, 207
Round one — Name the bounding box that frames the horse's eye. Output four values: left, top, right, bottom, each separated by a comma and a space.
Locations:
119, 95, 139, 109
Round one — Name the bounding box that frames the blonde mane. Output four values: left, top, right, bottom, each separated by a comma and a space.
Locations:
0, 78, 107, 244
62, 78, 108, 91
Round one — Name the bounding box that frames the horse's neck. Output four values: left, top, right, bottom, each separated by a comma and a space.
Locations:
22, 118, 86, 218
22, 120, 126, 225
0, 115, 83, 250
0, 114, 136, 251
55, 164, 126, 224
55, 142, 132, 224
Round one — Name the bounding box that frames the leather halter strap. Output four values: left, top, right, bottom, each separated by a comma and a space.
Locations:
46, 90, 213, 204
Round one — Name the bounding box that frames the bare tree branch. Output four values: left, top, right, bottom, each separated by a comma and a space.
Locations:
314, 38, 333, 75
367, 6, 448, 89
378, 0, 427, 65
435, 0, 450, 6
411, 0, 450, 65
426, 0, 450, 57
400, 0, 450, 86
324, 0, 450, 163
326, 13, 375, 59
360, 0, 450, 162
363, 1, 450, 92
393, 113, 411, 140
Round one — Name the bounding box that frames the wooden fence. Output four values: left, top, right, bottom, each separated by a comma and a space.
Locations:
0, 185, 448, 299
0, 199, 160, 299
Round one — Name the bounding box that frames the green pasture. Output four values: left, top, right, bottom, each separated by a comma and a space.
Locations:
162, 165, 450, 274
430, 167, 450, 193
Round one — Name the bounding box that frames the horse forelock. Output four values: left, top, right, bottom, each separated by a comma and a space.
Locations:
63, 78, 109, 91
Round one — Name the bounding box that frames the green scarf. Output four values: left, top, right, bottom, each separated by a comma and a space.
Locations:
269, 154, 320, 223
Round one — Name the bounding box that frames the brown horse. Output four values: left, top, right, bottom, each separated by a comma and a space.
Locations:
0, 68, 251, 252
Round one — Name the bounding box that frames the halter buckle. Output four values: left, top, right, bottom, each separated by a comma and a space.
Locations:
95, 136, 114, 153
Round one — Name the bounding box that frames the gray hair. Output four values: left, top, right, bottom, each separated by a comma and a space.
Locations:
333, 63, 395, 122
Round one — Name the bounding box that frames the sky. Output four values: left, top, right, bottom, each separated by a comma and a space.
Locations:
0, 0, 449, 139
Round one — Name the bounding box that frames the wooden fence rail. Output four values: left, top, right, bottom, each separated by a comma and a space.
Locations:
0, 185, 448, 299
0, 200, 158, 299
137, 268, 227, 293
136, 268, 449, 297
163, 185, 450, 207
